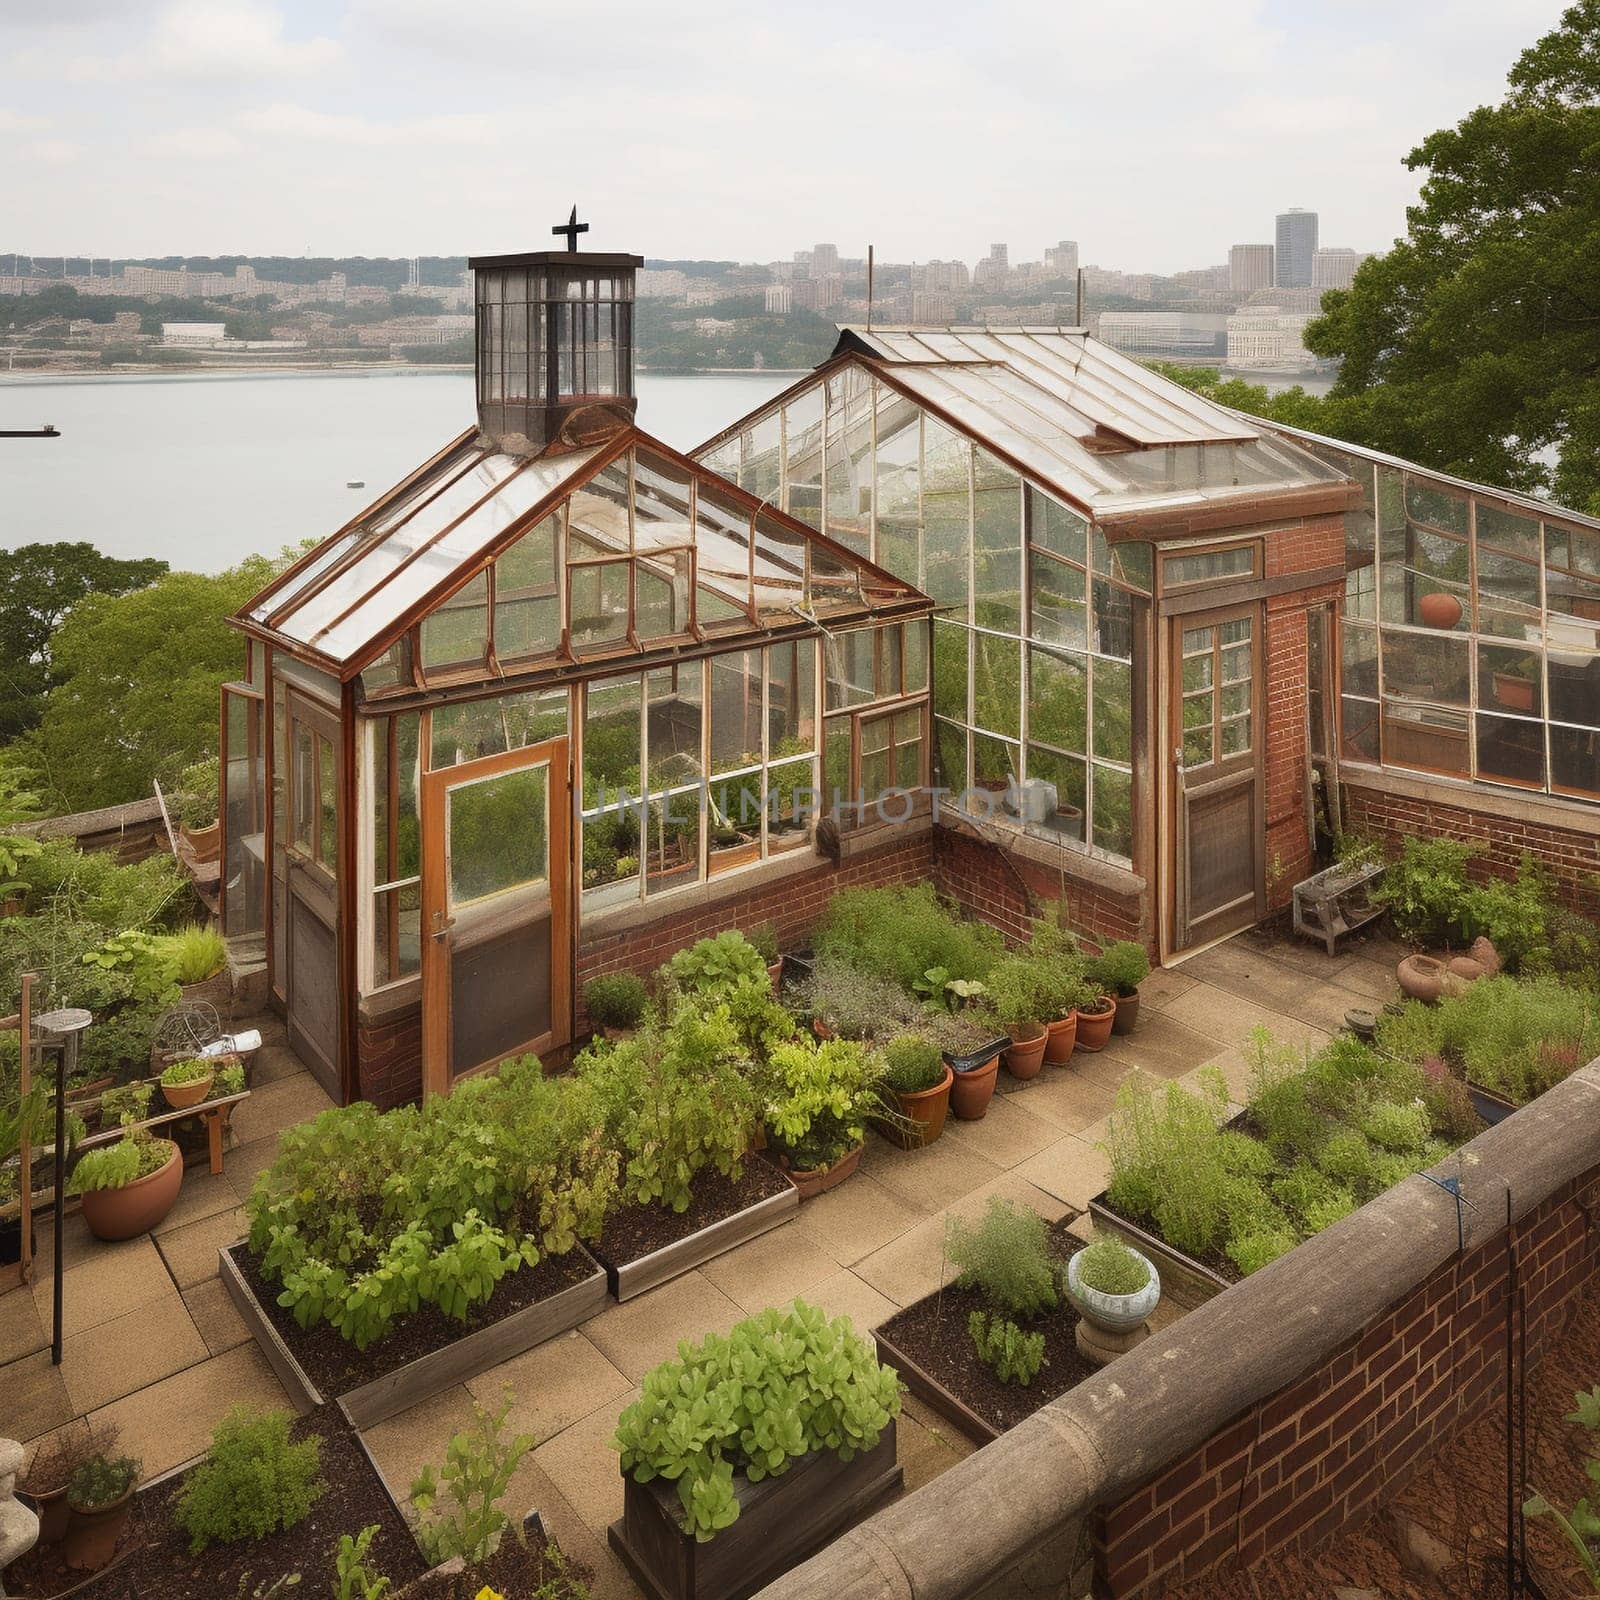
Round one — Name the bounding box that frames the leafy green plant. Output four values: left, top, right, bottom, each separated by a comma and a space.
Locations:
911, 966, 987, 1012
1523, 1384, 1600, 1592
982, 955, 1073, 1035
967, 1310, 1045, 1386
802, 957, 921, 1042
1073, 1236, 1150, 1296
664, 930, 769, 1003
161, 1056, 214, 1087
1459, 857, 1555, 970
882, 1036, 944, 1095
613, 1300, 900, 1542
1372, 835, 1479, 945
69, 1132, 174, 1194
410, 1392, 535, 1566
746, 921, 780, 965
213, 1061, 247, 1098
171, 754, 220, 830
764, 1035, 885, 1172
100, 1080, 153, 1125
1226, 1228, 1298, 1276
582, 972, 647, 1031
68, 1451, 140, 1510
80, 929, 178, 1002
160, 922, 227, 984
174, 1407, 324, 1554
1087, 941, 1150, 998
945, 1197, 1059, 1318
813, 884, 1001, 994
333, 1526, 391, 1600
0, 833, 42, 894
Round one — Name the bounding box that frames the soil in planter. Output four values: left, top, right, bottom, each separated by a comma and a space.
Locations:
232, 1242, 598, 1401
590, 1155, 792, 1271
402, 1521, 592, 1599
7, 1417, 426, 1600
876, 1223, 1098, 1436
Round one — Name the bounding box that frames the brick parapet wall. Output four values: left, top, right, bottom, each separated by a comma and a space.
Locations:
754, 1063, 1600, 1600
1344, 778, 1600, 918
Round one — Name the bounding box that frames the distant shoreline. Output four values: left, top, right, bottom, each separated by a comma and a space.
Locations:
0, 362, 809, 385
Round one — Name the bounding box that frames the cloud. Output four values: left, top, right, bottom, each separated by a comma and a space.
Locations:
68, 0, 338, 83
232, 103, 497, 148
0, 109, 51, 131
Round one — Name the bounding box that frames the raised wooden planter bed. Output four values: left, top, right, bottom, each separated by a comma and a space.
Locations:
1468, 1083, 1517, 1126
608, 1424, 902, 1600
220, 1239, 609, 1429
590, 1156, 798, 1302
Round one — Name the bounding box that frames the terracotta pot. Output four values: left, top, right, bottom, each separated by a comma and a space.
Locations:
160, 1068, 214, 1111
64, 1485, 134, 1572
1044, 1012, 1078, 1065
884, 1064, 953, 1149
1110, 987, 1141, 1035
1, 892, 24, 917
1418, 591, 1463, 629
1074, 999, 1117, 1052
1492, 671, 1536, 713
782, 1142, 863, 1200
78, 1142, 183, 1242
30, 1482, 71, 1545
1396, 953, 1449, 1003
948, 1052, 1000, 1120
1002, 1026, 1047, 1080
767, 958, 784, 992
1448, 954, 1486, 983
1470, 936, 1502, 977
812, 1018, 834, 1042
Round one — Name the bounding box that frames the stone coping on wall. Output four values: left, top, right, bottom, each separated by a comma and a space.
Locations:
755, 1059, 1600, 1600
1342, 765, 1600, 838
935, 810, 1146, 900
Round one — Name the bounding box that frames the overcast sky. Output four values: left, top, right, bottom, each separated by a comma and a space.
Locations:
0, 0, 1568, 272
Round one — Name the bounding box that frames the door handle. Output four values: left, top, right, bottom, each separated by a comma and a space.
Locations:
430, 911, 456, 943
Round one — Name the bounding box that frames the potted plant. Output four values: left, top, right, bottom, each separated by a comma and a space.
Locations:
63, 1449, 140, 1572
584, 972, 649, 1041
1089, 941, 1151, 1036
159, 1056, 216, 1110
0, 833, 42, 917
876, 1035, 952, 1149
1074, 982, 1118, 1052
1065, 1235, 1161, 1365
1026, 919, 1086, 1065
764, 1036, 884, 1198
159, 923, 230, 1008
748, 921, 783, 990
69, 1131, 183, 1241
984, 956, 1053, 1080
610, 1300, 902, 1600
802, 958, 920, 1045
20, 1425, 116, 1546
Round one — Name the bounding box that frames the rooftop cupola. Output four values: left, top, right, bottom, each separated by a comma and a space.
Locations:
468, 208, 643, 454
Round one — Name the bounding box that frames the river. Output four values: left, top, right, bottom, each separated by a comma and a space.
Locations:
0, 369, 792, 571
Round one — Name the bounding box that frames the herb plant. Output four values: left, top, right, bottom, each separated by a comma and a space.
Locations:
882, 1036, 945, 1095
1073, 1237, 1150, 1296
747, 921, 780, 965
160, 923, 228, 984
763, 1035, 885, 1172
967, 1311, 1045, 1386
69, 1132, 173, 1193
802, 957, 921, 1042
664, 930, 769, 1003
174, 1408, 323, 1553
613, 1300, 901, 1542
1372, 835, 1478, 945
333, 1526, 391, 1600
1087, 941, 1150, 998
945, 1198, 1059, 1318
813, 884, 1001, 993
67, 1452, 140, 1511
411, 1392, 534, 1567
582, 972, 648, 1031
161, 1056, 214, 1086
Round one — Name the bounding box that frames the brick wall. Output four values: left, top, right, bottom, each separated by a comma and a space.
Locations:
1344, 780, 1600, 919
356, 1007, 422, 1110
1095, 1165, 1600, 1597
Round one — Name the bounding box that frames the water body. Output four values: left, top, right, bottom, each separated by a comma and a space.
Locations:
0, 369, 792, 571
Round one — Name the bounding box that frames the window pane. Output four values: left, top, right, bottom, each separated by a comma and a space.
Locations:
1381, 629, 1470, 707
1092, 656, 1133, 763
894, 708, 923, 789
1182, 653, 1214, 693
904, 621, 929, 694
709, 767, 762, 871
394, 711, 421, 878
317, 734, 337, 871
824, 367, 873, 558
1025, 746, 1086, 839
567, 461, 632, 548
1029, 645, 1087, 754
569, 561, 630, 651
1029, 487, 1088, 566
1341, 697, 1380, 762
1164, 546, 1255, 587
825, 628, 876, 711
972, 632, 1022, 739
1479, 642, 1542, 718
1030, 552, 1087, 649
783, 384, 825, 530
1220, 715, 1251, 756
1551, 724, 1600, 798
1182, 725, 1213, 768
922, 419, 971, 610
973, 732, 1019, 792
824, 716, 852, 807
373, 880, 421, 985
1406, 476, 1469, 536
645, 787, 700, 896
932, 620, 969, 723
768, 639, 817, 755
739, 409, 781, 506
1475, 548, 1541, 641
647, 664, 703, 788
709, 649, 763, 775
874, 386, 921, 585
421, 570, 489, 671
1342, 623, 1379, 698
1091, 763, 1133, 858
1382, 701, 1469, 776
1548, 651, 1600, 729
878, 623, 904, 699
582, 676, 643, 900
495, 511, 559, 659
1476, 502, 1540, 563
1381, 519, 1469, 631
1092, 577, 1134, 661
768, 755, 814, 849
935, 717, 967, 793
972, 450, 1022, 633
635, 549, 690, 641
1476, 713, 1545, 788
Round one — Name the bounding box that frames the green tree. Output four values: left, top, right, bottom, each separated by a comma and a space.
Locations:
1142, 363, 1332, 432
1303, 1, 1600, 511
0, 543, 168, 741
17, 558, 273, 811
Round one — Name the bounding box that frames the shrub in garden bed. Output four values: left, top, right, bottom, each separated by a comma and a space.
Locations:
764, 1034, 886, 1177
813, 883, 1001, 996
1100, 1029, 1483, 1280
175, 1408, 323, 1554
247, 1059, 617, 1351
582, 972, 647, 1035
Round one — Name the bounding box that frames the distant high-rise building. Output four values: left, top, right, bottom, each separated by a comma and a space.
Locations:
810, 243, 839, 279
814, 272, 842, 309
764, 284, 792, 314
1045, 240, 1078, 279
1229, 243, 1274, 291
1275, 209, 1318, 288
1312, 247, 1364, 291
911, 289, 956, 325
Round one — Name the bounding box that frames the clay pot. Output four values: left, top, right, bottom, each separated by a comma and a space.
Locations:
1043, 1012, 1078, 1066
64, 1485, 134, 1572
1418, 591, 1463, 629
948, 1054, 1000, 1119
885, 1064, 953, 1149
812, 1018, 834, 1042
1492, 672, 1535, 713
782, 1143, 862, 1201
1470, 936, 1502, 977
1447, 954, 1486, 983
1074, 999, 1118, 1052
1397, 954, 1449, 1003
159, 1067, 214, 1111
767, 958, 784, 992
30, 1482, 71, 1545
178, 970, 231, 1012
1003, 1026, 1048, 1081
78, 1141, 183, 1242
1110, 988, 1141, 1035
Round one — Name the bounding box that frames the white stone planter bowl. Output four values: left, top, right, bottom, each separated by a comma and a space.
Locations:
1066, 1246, 1161, 1334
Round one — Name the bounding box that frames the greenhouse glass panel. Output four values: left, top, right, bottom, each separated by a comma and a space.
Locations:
739, 410, 781, 505
825, 628, 876, 711
1381, 630, 1470, 707
1551, 725, 1600, 798
1341, 696, 1380, 763
565, 460, 633, 552
932, 620, 968, 723
1091, 763, 1132, 857
1028, 487, 1088, 567
1478, 642, 1543, 718
972, 632, 1022, 740
972, 450, 1022, 634
934, 718, 967, 793
1475, 713, 1545, 788
495, 511, 561, 660
783, 384, 825, 529
973, 732, 1019, 791
709, 649, 764, 776
874, 387, 922, 586
1091, 656, 1133, 763
634, 548, 691, 641
420, 571, 488, 672
825, 367, 874, 558
568, 561, 630, 652
1025, 746, 1086, 840
824, 717, 852, 809
1548, 652, 1600, 728
1029, 645, 1087, 754
632, 451, 694, 551
647, 664, 704, 791
1091, 578, 1134, 662
922, 419, 971, 611
1030, 553, 1087, 650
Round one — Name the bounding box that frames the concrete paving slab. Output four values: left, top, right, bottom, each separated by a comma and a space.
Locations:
851, 1214, 960, 1309
1138, 967, 1200, 1011
182, 1276, 251, 1356
942, 1093, 1059, 1169
699, 1225, 840, 1314
229, 1072, 334, 1146
1158, 981, 1332, 1055
1001, 1067, 1118, 1133
1013, 1134, 1113, 1212
155, 1205, 248, 1290
796, 1269, 898, 1338
580, 1271, 745, 1383
224, 1133, 285, 1203
60, 1292, 208, 1415
1098, 1013, 1224, 1079
362, 1383, 477, 1501
791, 1172, 925, 1267
532, 1388, 640, 1538
512, 1460, 641, 1600
0, 1281, 47, 1365
859, 1133, 1002, 1216
87, 1342, 291, 1478
1174, 945, 1360, 1036
31, 1235, 172, 1341
4, 1347, 75, 1443
468, 1330, 632, 1448
897, 1403, 973, 1493
152, 1168, 241, 1236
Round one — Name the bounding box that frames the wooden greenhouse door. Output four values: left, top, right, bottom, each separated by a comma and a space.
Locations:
421, 737, 570, 1096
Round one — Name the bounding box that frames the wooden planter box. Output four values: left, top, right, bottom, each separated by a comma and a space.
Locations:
219, 1241, 609, 1429
1468, 1083, 1517, 1126
608, 1424, 902, 1600
604, 1183, 798, 1302
872, 1324, 1001, 1444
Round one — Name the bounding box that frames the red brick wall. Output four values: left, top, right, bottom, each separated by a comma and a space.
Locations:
356, 1008, 422, 1111
1095, 1166, 1600, 1597
1344, 781, 1600, 919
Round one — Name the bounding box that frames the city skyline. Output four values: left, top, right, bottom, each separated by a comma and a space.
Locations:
0, 0, 1568, 270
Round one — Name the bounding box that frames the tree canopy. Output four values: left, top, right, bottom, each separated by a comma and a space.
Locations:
1303, 0, 1600, 512
0, 542, 168, 742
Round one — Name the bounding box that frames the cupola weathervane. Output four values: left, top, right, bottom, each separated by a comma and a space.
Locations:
552, 206, 589, 252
